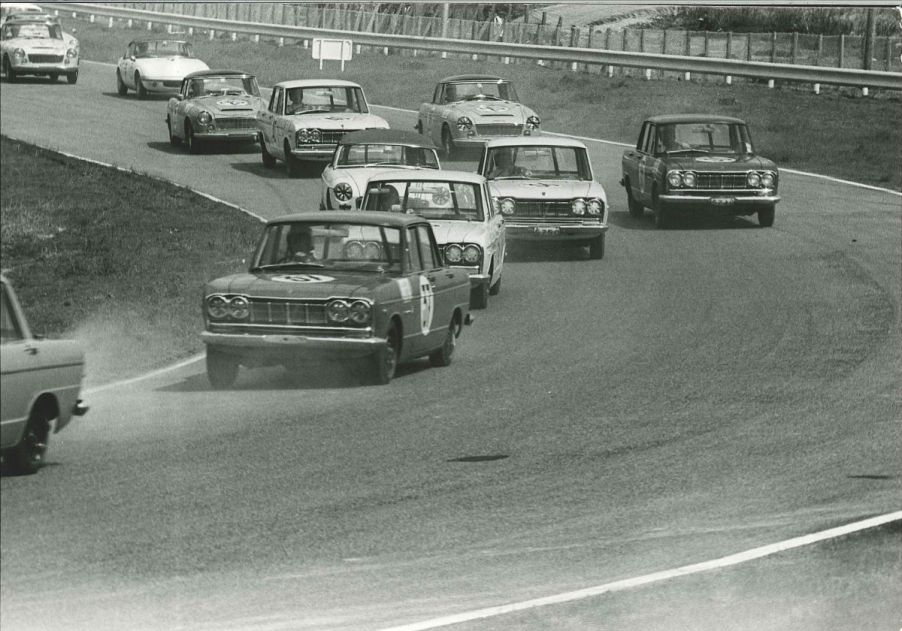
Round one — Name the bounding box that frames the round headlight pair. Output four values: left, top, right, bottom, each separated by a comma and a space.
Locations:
327, 299, 371, 325
456, 116, 473, 131
297, 128, 321, 143
499, 198, 516, 215
197, 111, 213, 125
207, 295, 249, 320
443, 243, 482, 265
526, 115, 541, 129
333, 182, 353, 202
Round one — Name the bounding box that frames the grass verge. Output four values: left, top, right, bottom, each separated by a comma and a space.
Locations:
0, 136, 262, 385
73, 16, 901, 189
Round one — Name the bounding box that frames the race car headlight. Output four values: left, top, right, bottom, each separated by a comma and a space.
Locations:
667, 170, 683, 189
12, 48, 25, 59
443, 243, 463, 264
587, 198, 604, 215
526, 115, 541, 129
682, 172, 697, 188
761, 171, 775, 188
296, 128, 322, 144
326, 299, 350, 323
462, 244, 482, 265
499, 198, 515, 215
334, 182, 353, 201
456, 116, 473, 131
206, 295, 229, 319
66, 48, 78, 58
364, 241, 382, 260
228, 296, 249, 320
344, 240, 364, 259
349, 300, 372, 325
197, 111, 213, 125
571, 198, 586, 215
746, 171, 762, 187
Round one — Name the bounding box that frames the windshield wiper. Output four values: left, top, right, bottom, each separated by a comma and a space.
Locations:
492, 175, 532, 180
253, 262, 325, 271
291, 109, 332, 116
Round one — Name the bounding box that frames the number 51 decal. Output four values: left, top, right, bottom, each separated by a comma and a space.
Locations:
419, 275, 434, 335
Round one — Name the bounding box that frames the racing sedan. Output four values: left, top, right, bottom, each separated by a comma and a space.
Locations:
116, 38, 209, 98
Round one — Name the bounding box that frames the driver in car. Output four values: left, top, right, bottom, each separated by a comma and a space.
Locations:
488, 148, 528, 178
280, 225, 319, 263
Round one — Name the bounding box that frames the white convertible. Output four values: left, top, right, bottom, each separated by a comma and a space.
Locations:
116, 38, 209, 98
0, 13, 79, 83
258, 79, 389, 177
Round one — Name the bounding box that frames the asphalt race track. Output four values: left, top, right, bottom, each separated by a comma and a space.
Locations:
1, 60, 900, 631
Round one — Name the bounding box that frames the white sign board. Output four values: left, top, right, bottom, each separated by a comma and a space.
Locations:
312, 38, 353, 71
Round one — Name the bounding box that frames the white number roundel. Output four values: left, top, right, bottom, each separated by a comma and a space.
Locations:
419, 275, 434, 335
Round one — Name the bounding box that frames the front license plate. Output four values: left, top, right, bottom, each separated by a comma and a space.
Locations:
533, 226, 560, 235
711, 197, 735, 206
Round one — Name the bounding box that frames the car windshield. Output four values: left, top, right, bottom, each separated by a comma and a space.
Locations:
362, 181, 484, 221
134, 40, 193, 58
187, 76, 260, 98
484, 146, 592, 181
445, 80, 518, 103
284, 86, 368, 115
336, 144, 439, 169
252, 222, 403, 273
3, 22, 61, 39
655, 122, 753, 155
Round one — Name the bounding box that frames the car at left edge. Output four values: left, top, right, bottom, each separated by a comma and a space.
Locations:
167, 69, 265, 153
116, 37, 209, 98
0, 13, 79, 83
1, 275, 88, 475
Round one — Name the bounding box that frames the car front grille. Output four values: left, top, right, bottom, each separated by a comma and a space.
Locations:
693, 172, 748, 190
215, 117, 257, 131
511, 199, 574, 218
28, 54, 63, 63
475, 123, 523, 137
249, 299, 327, 326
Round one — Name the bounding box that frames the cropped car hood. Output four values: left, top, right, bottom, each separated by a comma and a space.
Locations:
192, 94, 265, 114
135, 57, 208, 79
288, 113, 389, 131
453, 100, 531, 123
665, 154, 777, 171
489, 179, 602, 200
207, 271, 392, 300
428, 220, 489, 245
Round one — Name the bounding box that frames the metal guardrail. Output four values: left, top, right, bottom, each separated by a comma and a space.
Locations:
45, 2, 902, 90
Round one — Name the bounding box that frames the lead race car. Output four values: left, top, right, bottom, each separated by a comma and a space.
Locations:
201, 212, 472, 387
166, 69, 265, 153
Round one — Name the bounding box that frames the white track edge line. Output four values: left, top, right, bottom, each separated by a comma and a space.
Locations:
84, 354, 204, 394
376, 510, 902, 631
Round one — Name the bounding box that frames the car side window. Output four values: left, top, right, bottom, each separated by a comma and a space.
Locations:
433, 84, 442, 104
636, 123, 649, 152
406, 227, 422, 273
416, 225, 440, 270
645, 125, 658, 154
0, 284, 24, 344
269, 87, 282, 114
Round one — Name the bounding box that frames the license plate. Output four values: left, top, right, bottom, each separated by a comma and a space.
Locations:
533, 225, 560, 235
711, 197, 735, 206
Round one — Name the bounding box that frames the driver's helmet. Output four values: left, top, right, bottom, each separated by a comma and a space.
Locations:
286, 225, 314, 253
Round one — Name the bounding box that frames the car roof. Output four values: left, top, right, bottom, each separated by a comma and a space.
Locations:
183, 69, 255, 79
645, 114, 747, 125
128, 37, 189, 44
3, 13, 59, 23
338, 129, 437, 149
440, 74, 506, 83
364, 169, 486, 184
484, 135, 586, 149
273, 79, 363, 89
267, 211, 427, 228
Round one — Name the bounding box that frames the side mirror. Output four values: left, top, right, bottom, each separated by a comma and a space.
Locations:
129, 54, 136, 61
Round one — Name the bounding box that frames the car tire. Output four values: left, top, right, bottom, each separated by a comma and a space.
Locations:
626, 181, 644, 217
3, 56, 17, 82
441, 125, 457, 159
48, 72, 59, 82
370, 324, 399, 385
167, 117, 181, 146
206, 348, 238, 390
261, 140, 276, 168
758, 205, 775, 227
489, 276, 501, 296
135, 71, 146, 99
116, 70, 127, 95
66, 71, 78, 85
186, 123, 202, 154
589, 234, 605, 259
471, 283, 489, 310
429, 316, 457, 368
5, 406, 51, 475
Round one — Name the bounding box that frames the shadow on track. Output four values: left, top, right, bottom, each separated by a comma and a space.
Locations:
231, 161, 324, 179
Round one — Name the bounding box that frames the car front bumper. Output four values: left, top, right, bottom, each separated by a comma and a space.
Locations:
291, 145, 338, 160
11, 60, 78, 74
138, 77, 183, 93
202, 330, 384, 361
195, 130, 260, 142
658, 193, 780, 212
504, 222, 608, 241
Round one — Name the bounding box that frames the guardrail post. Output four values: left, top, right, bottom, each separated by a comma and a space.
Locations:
278, 36, 284, 47
861, 87, 869, 97
147, 21, 153, 31
89, 14, 95, 23
208, 29, 215, 40
127, 18, 132, 28
814, 83, 820, 94
768, 79, 775, 89
107, 16, 113, 28
253, 34, 259, 44
231, 32, 237, 42
188, 27, 193, 36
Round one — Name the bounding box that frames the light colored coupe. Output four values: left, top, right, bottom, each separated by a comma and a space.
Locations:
116, 38, 209, 99
1, 276, 88, 475
417, 74, 541, 157
320, 129, 440, 211
0, 13, 79, 83
166, 69, 265, 153
478, 136, 609, 259
258, 79, 389, 177
360, 170, 505, 309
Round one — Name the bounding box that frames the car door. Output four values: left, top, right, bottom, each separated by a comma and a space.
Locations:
482, 182, 505, 283
0, 281, 35, 448
623, 122, 649, 204
640, 124, 661, 204
259, 86, 282, 157
413, 223, 456, 354
121, 43, 136, 87
168, 78, 188, 135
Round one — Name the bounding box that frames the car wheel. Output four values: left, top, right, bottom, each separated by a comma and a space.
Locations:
3, 56, 17, 82
206, 348, 238, 389
441, 125, 457, 159
135, 71, 146, 99
66, 71, 78, 85
167, 117, 181, 146
48, 72, 59, 82
186, 122, 202, 154
589, 233, 605, 259
116, 70, 127, 95
470, 283, 489, 310
429, 316, 457, 368
370, 324, 399, 385
758, 204, 775, 227
6, 406, 51, 475
653, 193, 669, 229
489, 276, 501, 296
626, 181, 644, 217
261, 139, 276, 168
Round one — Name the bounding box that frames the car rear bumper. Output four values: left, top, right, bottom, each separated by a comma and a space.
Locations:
202, 331, 384, 360
504, 223, 608, 241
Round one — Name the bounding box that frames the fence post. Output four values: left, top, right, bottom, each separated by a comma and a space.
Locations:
815, 34, 823, 65
703, 30, 709, 56
791, 32, 798, 64
662, 29, 668, 54
684, 30, 691, 81
839, 34, 845, 68
747, 33, 752, 61
726, 31, 732, 58
885, 37, 892, 71
770, 32, 777, 62
604, 28, 611, 50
